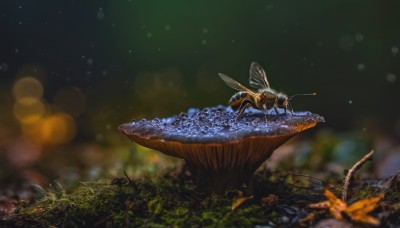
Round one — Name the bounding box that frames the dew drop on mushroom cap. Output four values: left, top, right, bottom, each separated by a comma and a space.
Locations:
119, 105, 324, 193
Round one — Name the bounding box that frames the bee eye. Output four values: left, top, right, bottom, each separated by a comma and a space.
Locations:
277, 96, 286, 105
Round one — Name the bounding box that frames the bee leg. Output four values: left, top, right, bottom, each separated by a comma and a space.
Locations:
288, 103, 296, 116
274, 106, 280, 120
234, 99, 255, 120
263, 104, 268, 123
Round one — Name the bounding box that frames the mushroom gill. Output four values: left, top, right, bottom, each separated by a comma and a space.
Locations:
119, 105, 324, 193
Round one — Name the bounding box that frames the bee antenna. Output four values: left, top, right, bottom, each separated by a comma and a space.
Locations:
289, 93, 317, 101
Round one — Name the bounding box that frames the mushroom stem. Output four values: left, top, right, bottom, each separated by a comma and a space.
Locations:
186, 161, 262, 193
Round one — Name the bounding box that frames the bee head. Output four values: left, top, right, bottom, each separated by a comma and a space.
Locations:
277, 93, 288, 109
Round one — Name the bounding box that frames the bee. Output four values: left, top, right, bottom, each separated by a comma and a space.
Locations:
219, 62, 315, 120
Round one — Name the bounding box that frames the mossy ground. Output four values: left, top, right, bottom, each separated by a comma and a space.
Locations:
1, 166, 399, 227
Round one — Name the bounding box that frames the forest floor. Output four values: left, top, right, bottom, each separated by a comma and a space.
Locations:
1, 159, 399, 227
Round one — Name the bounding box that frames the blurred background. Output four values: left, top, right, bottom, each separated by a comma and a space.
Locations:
0, 1, 400, 190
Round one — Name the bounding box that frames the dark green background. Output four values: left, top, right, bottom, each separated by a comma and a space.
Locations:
1, 0, 400, 140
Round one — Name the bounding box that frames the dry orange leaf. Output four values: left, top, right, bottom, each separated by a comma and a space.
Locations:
306, 200, 330, 209
324, 189, 348, 220
323, 189, 384, 226
231, 196, 253, 211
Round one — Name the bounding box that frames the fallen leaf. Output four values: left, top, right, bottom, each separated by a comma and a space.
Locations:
306, 200, 330, 209
344, 193, 384, 226
376, 170, 400, 190
261, 194, 278, 207
231, 196, 253, 211
322, 189, 384, 226
324, 189, 347, 220
298, 212, 316, 227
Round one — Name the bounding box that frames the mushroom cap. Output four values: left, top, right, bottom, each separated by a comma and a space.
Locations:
119, 105, 324, 171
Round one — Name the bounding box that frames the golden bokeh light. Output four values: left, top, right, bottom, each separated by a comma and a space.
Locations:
12, 77, 44, 105
39, 113, 76, 145
13, 99, 46, 124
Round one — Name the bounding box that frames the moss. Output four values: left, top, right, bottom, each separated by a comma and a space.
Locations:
17, 180, 122, 227
354, 185, 376, 200
0, 170, 278, 227
159, 207, 188, 226
2, 169, 398, 227
384, 190, 400, 202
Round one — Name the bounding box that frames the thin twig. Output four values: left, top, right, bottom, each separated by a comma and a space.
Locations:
287, 172, 336, 192
342, 150, 374, 201
123, 170, 132, 184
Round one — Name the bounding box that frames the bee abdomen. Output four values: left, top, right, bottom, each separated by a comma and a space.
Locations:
229, 92, 249, 110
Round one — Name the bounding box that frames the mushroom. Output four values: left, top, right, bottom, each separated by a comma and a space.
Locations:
119, 105, 324, 193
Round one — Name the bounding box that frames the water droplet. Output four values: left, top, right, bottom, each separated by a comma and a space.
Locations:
165, 24, 171, 31
146, 32, 153, 38
201, 39, 207, 45
96, 133, 104, 141
252, 118, 260, 126
202, 28, 208, 34
354, 33, 364, 42
0, 62, 8, 72
266, 4, 274, 9
348, 100, 353, 104
357, 63, 365, 71
391, 46, 398, 56
87, 58, 93, 65
188, 108, 199, 116
97, 8, 105, 19
387, 73, 396, 83
338, 34, 354, 51
15, 48, 19, 53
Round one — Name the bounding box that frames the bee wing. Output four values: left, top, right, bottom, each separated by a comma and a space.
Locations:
249, 62, 270, 89
219, 73, 254, 94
